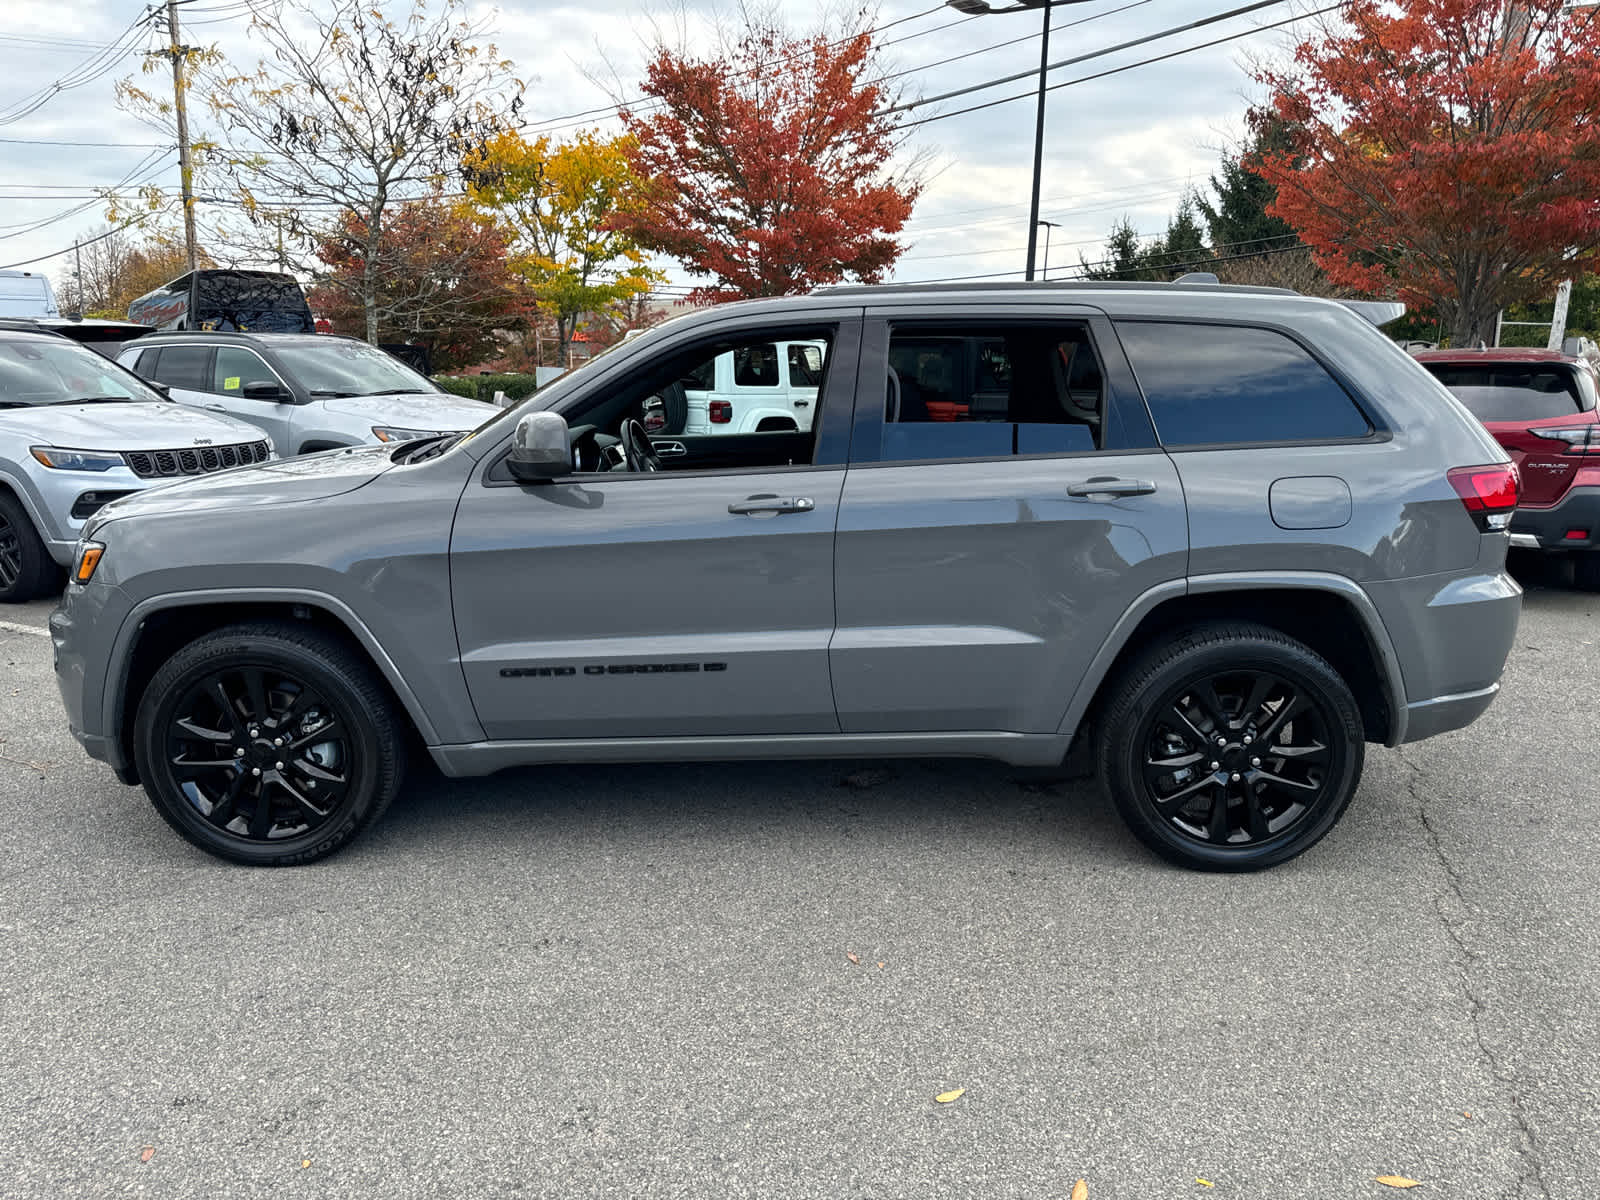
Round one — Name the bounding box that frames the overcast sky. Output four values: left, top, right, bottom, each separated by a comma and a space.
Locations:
0, 0, 1308, 301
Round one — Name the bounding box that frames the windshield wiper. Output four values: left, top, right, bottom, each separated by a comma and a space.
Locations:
397, 433, 459, 464
54, 395, 135, 405
361, 388, 433, 396
308, 389, 359, 398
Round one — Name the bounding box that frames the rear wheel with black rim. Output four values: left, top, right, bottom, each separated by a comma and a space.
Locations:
0, 491, 57, 604
133, 622, 405, 865
1098, 622, 1365, 871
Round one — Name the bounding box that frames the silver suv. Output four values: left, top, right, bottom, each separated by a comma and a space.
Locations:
117, 331, 500, 456
53, 281, 1522, 870
0, 325, 272, 603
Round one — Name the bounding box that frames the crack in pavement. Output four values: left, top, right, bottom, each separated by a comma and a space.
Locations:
1393, 746, 1551, 1200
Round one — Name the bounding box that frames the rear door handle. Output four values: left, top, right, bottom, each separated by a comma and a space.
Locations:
203, 404, 227, 412
728, 494, 815, 515
1066, 477, 1157, 498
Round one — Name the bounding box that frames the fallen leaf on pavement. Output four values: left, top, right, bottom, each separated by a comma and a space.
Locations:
139, 1147, 154, 1163
934, 1088, 964, 1104
1071, 1180, 1089, 1200
301, 1160, 311, 1168
877, 961, 885, 969
1197, 1179, 1214, 1188
846, 951, 860, 964
1376, 1177, 1422, 1189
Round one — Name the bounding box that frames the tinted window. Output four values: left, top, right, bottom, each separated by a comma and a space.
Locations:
882, 324, 1105, 461
213, 347, 280, 396
733, 344, 780, 388
150, 346, 212, 391
788, 343, 824, 388
1423, 363, 1589, 422
193, 271, 314, 333
1118, 322, 1370, 446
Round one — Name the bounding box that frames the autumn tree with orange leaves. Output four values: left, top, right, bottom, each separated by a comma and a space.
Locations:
615, 15, 923, 300
1253, 0, 1600, 345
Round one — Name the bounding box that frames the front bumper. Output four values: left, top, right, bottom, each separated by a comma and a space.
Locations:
1509, 486, 1600, 551
50, 578, 138, 782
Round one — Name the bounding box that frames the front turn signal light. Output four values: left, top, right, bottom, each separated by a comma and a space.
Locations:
73, 542, 104, 585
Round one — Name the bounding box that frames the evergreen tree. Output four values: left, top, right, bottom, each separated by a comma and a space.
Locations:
1198, 116, 1298, 257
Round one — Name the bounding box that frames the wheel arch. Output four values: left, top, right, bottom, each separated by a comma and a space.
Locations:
108, 590, 440, 784
0, 467, 58, 542
1060, 573, 1407, 750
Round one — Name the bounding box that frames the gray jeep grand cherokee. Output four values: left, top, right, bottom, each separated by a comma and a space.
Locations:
51, 281, 1521, 870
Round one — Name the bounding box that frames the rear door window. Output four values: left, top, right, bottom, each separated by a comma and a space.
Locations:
148, 345, 212, 391
880, 323, 1106, 461
1422, 363, 1590, 422
1116, 321, 1371, 447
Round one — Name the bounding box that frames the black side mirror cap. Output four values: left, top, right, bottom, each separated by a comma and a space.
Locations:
242, 381, 287, 401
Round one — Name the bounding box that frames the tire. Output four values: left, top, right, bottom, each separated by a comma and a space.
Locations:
1573, 554, 1600, 591
1097, 621, 1365, 872
133, 621, 406, 866
0, 491, 57, 604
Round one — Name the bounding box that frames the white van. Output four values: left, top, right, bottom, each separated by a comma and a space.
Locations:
649, 339, 826, 435
0, 271, 60, 319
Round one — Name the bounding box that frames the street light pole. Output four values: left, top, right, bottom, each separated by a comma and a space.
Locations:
1023, 2, 1051, 281
944, 0, 1097, 281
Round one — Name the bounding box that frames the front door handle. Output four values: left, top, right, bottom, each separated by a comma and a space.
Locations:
728, 494, 815, 515
204, 404, 227, 412
1066, 477, 1157, 498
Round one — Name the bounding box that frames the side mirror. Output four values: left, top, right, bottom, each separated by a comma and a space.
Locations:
242, 381, 287, 401
508, 411, 572, 482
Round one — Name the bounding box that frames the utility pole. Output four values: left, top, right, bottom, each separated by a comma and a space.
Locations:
159, 0, 199, 275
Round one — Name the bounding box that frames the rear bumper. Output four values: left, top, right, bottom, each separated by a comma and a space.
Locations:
1403, 683, 1500, 743
1510, 486, 1600, 551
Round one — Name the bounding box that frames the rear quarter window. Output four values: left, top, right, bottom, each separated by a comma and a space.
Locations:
1116, 321, 1372, 447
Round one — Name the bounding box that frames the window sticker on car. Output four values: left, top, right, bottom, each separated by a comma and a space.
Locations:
224, 376, 240, 390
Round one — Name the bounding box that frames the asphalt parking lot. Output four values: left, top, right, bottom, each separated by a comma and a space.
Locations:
0, 572, 1595, 1199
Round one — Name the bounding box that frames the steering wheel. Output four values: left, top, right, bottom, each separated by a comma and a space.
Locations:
619, 418, 662, 473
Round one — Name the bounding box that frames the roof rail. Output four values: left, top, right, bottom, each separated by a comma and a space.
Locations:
1174, 272, 1221, 284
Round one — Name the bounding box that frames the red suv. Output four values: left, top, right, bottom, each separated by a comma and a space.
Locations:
1415, 347, 1600, 587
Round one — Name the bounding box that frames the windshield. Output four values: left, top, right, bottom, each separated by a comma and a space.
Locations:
0, 336, 168, 407
1424, 363, 1594, 422
271, 340, 441, 397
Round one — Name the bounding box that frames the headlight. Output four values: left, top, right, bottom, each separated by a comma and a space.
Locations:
72, 540, 105, 585
371, 426, 441, 443
30, 446, 123, 471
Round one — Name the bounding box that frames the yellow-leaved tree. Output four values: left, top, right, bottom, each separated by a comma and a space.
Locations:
466, 130, 660, 366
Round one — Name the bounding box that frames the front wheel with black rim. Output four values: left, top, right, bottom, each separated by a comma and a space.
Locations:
0, 491, 58, 604
1098, 622, 1365, 872
133, 621, 406, 866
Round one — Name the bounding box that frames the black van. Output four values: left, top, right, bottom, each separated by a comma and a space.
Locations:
127, 269, 314, 333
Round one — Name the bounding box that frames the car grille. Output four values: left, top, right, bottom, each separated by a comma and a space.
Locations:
123, 441, 271, 479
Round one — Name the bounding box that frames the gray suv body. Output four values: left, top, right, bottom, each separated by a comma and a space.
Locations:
51, 281, 1522, 870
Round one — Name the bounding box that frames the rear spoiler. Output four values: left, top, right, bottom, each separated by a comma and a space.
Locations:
1339, 300, 1406, 327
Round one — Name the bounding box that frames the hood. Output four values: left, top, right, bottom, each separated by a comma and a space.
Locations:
0, 401, 263, 451
87, 442, 397, 534
322, 391, 501, 431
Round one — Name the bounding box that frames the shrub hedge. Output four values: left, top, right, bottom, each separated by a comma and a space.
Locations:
435, 372, 540, 404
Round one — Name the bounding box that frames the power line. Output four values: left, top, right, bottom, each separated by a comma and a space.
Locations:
0, 136, 172, 147
885, 0, 1291, 117
901, 1, 1341, 129
0, 8, 159, 126
0, 206, 172, 270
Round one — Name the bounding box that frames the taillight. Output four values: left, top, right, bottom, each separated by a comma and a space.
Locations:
1448, 463, 1520, 529
1528, 425, 1600, 454
709, 400, 732, 424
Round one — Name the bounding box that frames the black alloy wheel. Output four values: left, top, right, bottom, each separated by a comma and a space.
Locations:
1099, 622, 1364, 871
134, 622, 404, 865
0, 492, 56, 603
163, 665, 354, 842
